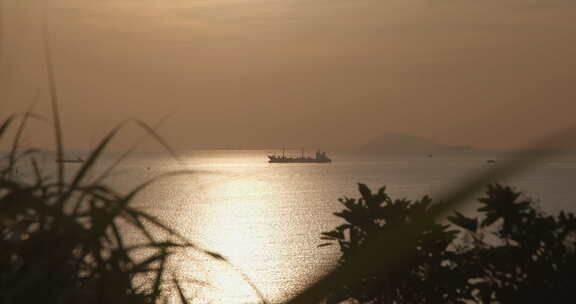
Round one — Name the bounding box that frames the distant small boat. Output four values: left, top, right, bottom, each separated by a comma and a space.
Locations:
486, 160, 496, 164
55, 157, 85, 163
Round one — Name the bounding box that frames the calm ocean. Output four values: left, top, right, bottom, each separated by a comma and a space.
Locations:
26, 150, 576, 303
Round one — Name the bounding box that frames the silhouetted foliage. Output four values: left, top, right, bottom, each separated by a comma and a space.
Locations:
450, 183, 576, 303
0, 115, 200, 304
321, 183, 576, 304
320, 184, 463, 304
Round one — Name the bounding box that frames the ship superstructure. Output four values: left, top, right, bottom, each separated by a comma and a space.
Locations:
268, 149, 331, 163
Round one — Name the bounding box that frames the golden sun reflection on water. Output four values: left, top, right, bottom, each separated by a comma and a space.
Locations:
175, 177, 297, 303
112, 152, 341, 303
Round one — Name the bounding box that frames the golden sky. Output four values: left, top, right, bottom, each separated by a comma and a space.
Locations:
1, 0, 575, 151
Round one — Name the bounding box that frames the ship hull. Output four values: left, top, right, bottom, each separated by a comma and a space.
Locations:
268, 158, 331, 163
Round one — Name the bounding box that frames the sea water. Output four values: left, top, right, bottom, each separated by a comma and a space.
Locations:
16, 150, 576, 303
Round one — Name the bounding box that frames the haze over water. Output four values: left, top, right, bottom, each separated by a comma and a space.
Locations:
2, 0, 576, 303
2, 0, 576, 152
74, 150, 576, 303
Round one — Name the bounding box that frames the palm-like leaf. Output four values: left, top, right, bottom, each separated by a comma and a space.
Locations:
447, 211, 478, 233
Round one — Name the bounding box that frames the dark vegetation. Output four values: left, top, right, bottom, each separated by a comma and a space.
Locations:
285, 124, 576, 304
320, 183, 576, 303
0, 114, 230, 304
0, 12, 268, 302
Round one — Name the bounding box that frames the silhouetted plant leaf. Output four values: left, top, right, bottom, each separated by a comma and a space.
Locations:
318, 243, 334, 248
204, 250, 225, 261
358, 183, 372, 200
447, 211, 478, 233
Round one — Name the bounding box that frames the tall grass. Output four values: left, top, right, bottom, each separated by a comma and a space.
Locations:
0, 7, 267, 301
1, 100, 278, 304
0, 112, 196, 303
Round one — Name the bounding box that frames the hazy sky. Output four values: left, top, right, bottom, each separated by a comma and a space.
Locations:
1, 0, 575, 151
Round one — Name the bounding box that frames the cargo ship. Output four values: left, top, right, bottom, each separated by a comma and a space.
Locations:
268, 149, 331, 163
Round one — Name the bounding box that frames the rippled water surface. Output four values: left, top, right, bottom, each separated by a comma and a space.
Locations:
40, 150, 576, 303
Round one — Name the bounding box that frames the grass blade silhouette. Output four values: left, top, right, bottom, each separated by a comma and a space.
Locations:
9, 106, 37, 171
42, 5, 65, 195
62, 122, 126, 200
151, 249, 168, 302
173, 275, 191, 304
60, 118, 180, 206
92, 115, 178, 184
